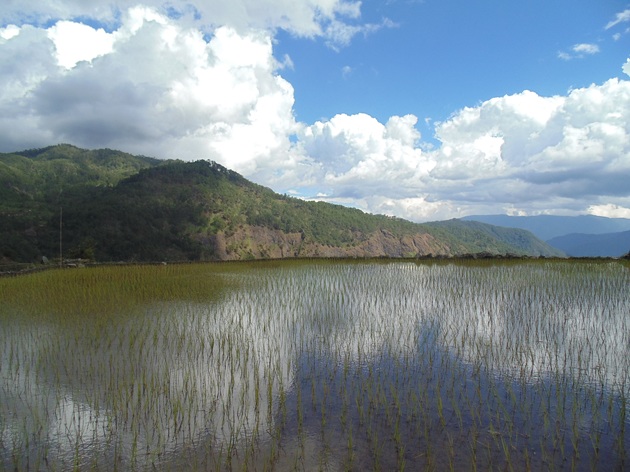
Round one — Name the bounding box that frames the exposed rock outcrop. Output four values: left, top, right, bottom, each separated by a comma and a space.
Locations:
203, 225, 453, 260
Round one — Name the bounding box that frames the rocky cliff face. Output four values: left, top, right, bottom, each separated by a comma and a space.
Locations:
202, 226, 453, 260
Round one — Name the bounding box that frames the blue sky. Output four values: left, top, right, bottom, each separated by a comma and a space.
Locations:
278, 1, 628, 128
1, 1, 629, 221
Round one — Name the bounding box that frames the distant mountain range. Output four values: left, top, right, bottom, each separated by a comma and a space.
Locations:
0, 144, 563, 265
462, 214, 630, 257
547, 231, 630, 258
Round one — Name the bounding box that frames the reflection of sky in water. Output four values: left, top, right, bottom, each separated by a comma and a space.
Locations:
286, 262, 629, 394
439, 263, 630, 392
1, 261, 629, 470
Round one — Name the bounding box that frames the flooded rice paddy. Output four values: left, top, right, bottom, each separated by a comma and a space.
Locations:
0, 259, 629, 470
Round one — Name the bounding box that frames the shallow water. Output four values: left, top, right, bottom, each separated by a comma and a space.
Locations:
1, 260, 628, 470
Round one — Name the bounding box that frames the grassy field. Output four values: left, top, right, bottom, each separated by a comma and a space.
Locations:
1, 259, 628, 470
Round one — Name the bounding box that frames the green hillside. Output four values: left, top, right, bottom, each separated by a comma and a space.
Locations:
0, 145, 564, 265
0, 145, 160, 262
425, 219, 566, 257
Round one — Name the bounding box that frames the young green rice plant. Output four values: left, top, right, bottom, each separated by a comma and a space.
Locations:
1, 259, 629, 470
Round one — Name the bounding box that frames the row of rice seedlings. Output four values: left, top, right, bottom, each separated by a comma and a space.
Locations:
1, 259, 628, 470
275, 260, 630, 470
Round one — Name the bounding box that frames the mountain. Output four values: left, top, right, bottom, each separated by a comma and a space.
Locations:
1, 145, 563, 264
424, 219, 566, 258
547, 231, 630, 258
461, 214, 630, 241
1, 145, 161, 263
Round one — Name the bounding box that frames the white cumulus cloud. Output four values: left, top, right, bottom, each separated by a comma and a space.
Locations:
0, 7, 300, 178
0, 24, 19, 39
47, 20, 115, 68
1, 1, 629, 222
0, 0, 367, 43
299, 113, 435, 198
588, 203, 630, 219
405, 79, 630, 219
292, 76, 630, 222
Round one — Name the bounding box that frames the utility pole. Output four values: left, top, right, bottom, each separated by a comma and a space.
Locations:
59, 207, 63, 268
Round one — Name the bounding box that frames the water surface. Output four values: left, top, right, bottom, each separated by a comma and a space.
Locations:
1, 260, 628, 470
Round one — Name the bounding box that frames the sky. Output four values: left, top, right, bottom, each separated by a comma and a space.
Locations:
1, 1, 629, 222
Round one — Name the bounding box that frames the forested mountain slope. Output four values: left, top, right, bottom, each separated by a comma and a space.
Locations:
1, 145, 564, 264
